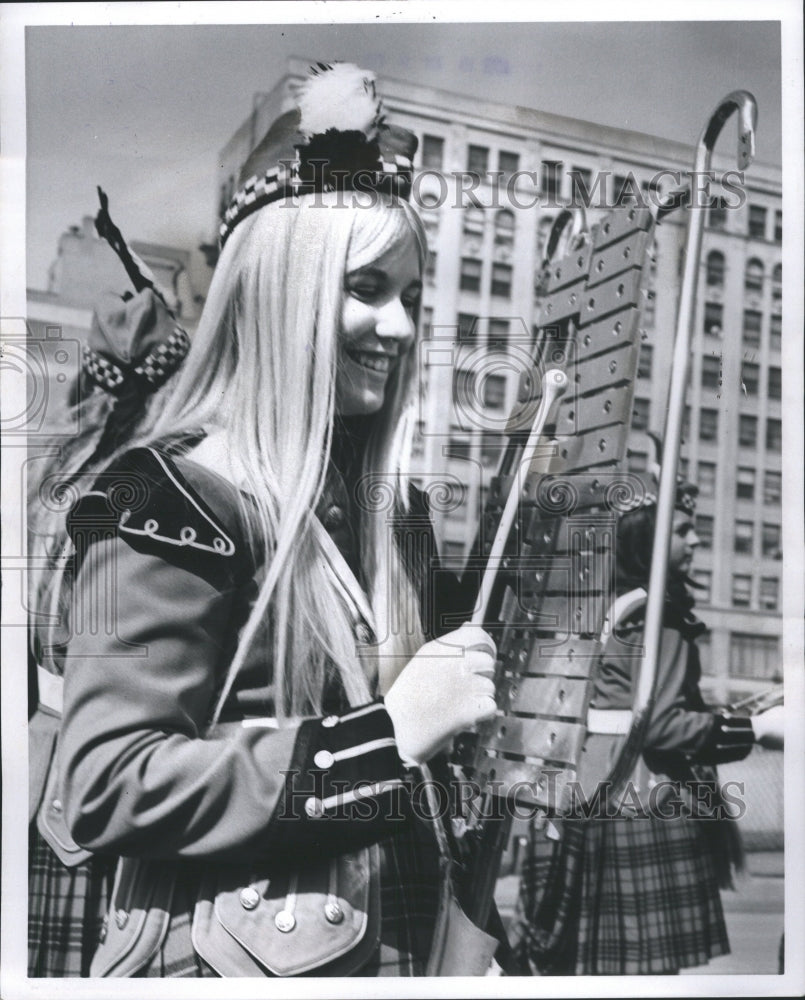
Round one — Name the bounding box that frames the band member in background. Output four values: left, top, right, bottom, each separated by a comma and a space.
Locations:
513, 473, 784, 976
28, 63, 506, 978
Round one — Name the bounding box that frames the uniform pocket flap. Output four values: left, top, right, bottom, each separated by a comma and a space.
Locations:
36, 746, 93, 867
198, 847, 377, 977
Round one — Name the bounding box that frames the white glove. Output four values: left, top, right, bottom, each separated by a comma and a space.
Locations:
751, 704, 784, 750
384, 623, 498, 764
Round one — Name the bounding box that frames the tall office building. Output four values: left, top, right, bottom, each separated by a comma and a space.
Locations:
217, 58, 783, 704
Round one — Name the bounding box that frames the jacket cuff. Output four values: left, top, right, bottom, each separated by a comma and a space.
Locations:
696, 714, 755, 764
266, 702, 413, 861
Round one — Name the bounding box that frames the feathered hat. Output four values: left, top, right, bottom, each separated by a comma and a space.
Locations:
219, 62, 418, 246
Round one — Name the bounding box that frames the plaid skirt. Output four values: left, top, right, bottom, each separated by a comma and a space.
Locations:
512, 814, 729, 976
30, 816, 443, 978
28, 824, 116, 977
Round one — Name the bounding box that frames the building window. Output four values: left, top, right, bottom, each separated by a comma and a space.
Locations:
457, 313, 479, 343
760, 577, 779, 611
774, 210, 783, 243
421, 307, 433, 338
498, 150, 519, 178
699, 408, 718, 442
491, 262, 512, 298
494, 209, 515, 251
696, 514, 713, 549
748, 204, 767, 240
731, 574, 752, 608
741, 362, 759, 396
697, 461, 717, 498
637, 343, 653, 379
762, 522, 782, 559
734, 520, 754, 554
770, 314, 782, 352
767, 366, 781, 401
693, 570, 712, 603
459, 257, 482, 292
425, 250, 437, 284
541, 160, 562, 201
701, 355, 721, 390
695, 514, 714, 550
632, 397, 650, 431
694, 514, 714, 550
467, 144, 489, 178
452, 368, 475, 409
765, 418, 782, 452
706, 250, 725, 287
708, 196, 727, 229
422, 134, 444, 170
570, 166, 593, 206
704, 301, 723, 336
480, 431, 503, 465
682, 405, 691, 441
730, 633, 781, 680
488, 319, 509, 348
739, 414, 758, 447
678, 457, 689, 479
483, 374, 507, 409
772, 263, 782, 303
763, 470, 781, 505
736, 466, 756, 501
446, 437, 471, 461
744, 258, 764, 294
742, 310, 762, 348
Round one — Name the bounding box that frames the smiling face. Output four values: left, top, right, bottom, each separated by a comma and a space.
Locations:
668, 510, 700, 576
335, 229, 422, 417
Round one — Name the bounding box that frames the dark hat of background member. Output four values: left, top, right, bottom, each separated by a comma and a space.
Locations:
218, 62, 419, 247
620, 431, 699, 517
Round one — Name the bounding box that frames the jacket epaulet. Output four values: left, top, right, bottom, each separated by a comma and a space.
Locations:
66, 446, 245, 586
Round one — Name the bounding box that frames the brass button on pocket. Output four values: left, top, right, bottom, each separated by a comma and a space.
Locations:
240, 886, 260, 911
324, 901, 344, 924
274, 909, 296, 933
115, 910, 129, 930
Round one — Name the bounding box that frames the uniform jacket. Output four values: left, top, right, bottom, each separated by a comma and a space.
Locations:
29, 438, 476, 976
577, 592, 755, 805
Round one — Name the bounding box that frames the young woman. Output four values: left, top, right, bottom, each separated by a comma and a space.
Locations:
28, 64, 501, 978
513, 479, 784, 975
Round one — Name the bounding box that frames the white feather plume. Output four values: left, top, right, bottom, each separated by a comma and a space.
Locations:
296, 63, 382, 139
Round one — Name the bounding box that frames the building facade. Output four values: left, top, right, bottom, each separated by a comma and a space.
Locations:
26, 216, 202, 436
218, 59, 783, 703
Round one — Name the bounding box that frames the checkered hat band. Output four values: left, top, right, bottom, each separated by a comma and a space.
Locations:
219, 156, 415, 247
83, 326, 190, 395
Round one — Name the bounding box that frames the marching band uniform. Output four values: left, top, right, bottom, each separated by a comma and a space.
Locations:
514, 482, 757, 975
31, 433, 471, 976
28, 62, 509, 979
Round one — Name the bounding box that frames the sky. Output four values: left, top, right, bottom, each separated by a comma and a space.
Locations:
7, 10, 793, 294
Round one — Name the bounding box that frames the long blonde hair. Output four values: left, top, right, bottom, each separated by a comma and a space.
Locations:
148, 193, 429, 720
